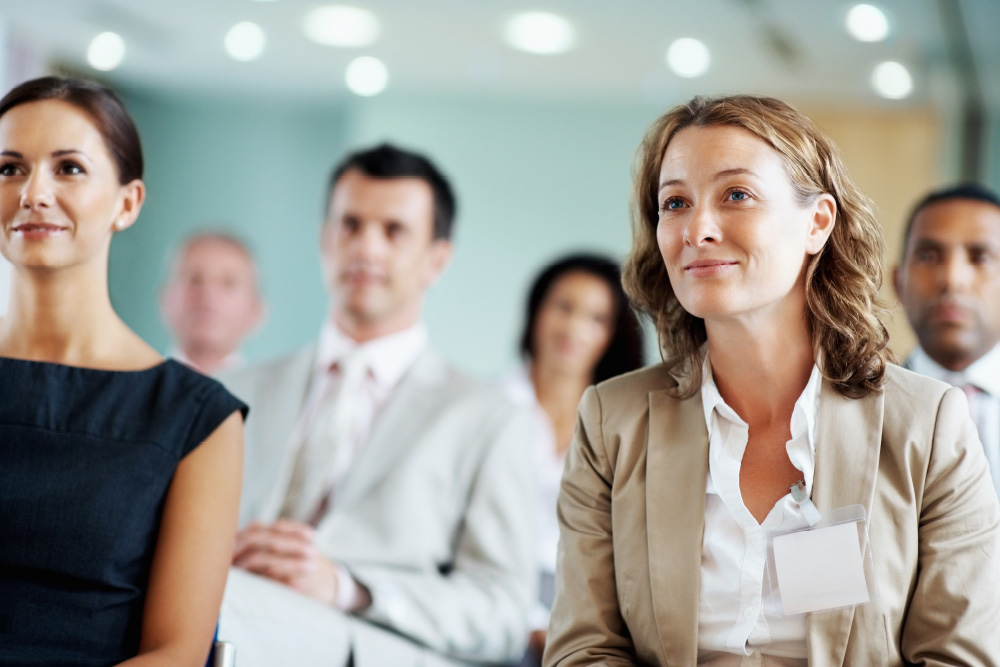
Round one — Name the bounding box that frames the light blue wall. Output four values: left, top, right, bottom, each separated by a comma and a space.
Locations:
111, 89, 663, 377
111, 89, 349, 361
989, 111, 1000, 189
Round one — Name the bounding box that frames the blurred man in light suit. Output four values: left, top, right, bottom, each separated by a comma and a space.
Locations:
218, 143, 535, 667
160, 232, 265, 375
895, 183, 1000, 496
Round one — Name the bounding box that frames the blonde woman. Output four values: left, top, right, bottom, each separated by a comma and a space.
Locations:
544, 95, 1000, 665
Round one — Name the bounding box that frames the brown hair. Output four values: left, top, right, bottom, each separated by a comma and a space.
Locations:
622, 94, 891, 399
0, 76, 143, 184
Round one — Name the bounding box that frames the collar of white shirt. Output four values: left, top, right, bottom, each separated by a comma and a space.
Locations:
314, 318, 429, 390
908, 343, 1000, 398
700, 357, 823, 495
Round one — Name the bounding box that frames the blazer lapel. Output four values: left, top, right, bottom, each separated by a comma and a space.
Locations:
334, 348, 450, 509
806, 380, 884, 664
646, 388, 709, 665
257, 347, 317, 522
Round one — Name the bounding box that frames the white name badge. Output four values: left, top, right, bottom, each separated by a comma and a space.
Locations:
766, 504, 878, 617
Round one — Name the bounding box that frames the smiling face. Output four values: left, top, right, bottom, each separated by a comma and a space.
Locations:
655, 124, 835, 331
321, 169, 452, 338
0, 99, 143, 271
894, 198, 1000, 370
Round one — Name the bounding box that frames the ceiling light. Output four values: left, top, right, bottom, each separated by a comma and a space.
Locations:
87, 32, 125, 72
666, 38, 710, 78
345, 56, 388, 96
503, 11, 575, 55
871, 61, 913, 99
304, 6, 380, 47
846, 4, 889, 42
225, 22, 266, 61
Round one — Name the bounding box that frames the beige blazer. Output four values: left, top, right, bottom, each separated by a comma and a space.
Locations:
544, 363, 1000, 666
222, 345, 536, 666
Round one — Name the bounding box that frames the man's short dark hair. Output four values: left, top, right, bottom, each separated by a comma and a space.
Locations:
900, 183, 1000, 261
325, 143, 457, 241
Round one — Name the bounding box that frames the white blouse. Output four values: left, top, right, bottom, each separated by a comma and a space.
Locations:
500, 367, 564, 575
696, 360, 822, 666
499, 367, 565, 630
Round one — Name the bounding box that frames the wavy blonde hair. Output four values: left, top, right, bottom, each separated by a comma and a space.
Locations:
623, 95, 892, 399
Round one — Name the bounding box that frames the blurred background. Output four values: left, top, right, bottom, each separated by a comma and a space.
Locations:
1, 0, 999, 376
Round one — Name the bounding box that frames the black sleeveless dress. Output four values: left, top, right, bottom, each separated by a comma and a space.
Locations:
0, 357, 247, 666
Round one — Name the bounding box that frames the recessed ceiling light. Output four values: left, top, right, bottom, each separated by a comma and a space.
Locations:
846, 4, 889, 43
225, 21, 266, 61
87, 32, 125, 71
871, 61, 913, 99
666, 38, 710, 78
304, 6, 380, 47
345, 56, 388, 96
503, 11, 575, 55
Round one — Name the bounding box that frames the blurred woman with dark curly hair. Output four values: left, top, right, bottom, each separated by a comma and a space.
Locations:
544, 95, 1000, 666
502, 252, 644, 665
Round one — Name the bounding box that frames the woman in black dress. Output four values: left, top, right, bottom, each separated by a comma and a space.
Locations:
0, 77, 246, 666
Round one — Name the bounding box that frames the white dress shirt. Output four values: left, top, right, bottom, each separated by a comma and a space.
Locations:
499, 367, 564, 629
907, 344, 1000, 497
283, 319, 428, 610
290, 320, 428, 470
696, 359, 822, 666
500, 367, 563, 574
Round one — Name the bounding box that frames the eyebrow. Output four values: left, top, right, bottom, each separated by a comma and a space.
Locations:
911, 238, 999, 253
0, 149, 84, 158
658, 168, 757, 192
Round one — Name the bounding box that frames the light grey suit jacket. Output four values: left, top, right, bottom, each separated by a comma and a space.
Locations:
545, 363, 1000, 666
223, 345, 536, 665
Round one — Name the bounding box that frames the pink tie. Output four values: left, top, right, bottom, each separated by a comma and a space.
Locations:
962, 383, 979, 418
281, 352, 369, 524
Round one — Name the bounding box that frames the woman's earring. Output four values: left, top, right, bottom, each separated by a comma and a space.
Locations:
114, 219, 126, 230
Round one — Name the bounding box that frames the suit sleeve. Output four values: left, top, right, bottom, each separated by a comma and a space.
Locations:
901, 386, 1000, 664
349, 402, 538, 663
543, 386, 636, 666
